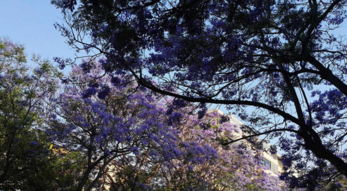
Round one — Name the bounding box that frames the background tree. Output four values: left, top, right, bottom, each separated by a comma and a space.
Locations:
52, 0, 347, 188
93, 99, 286, 190
21, 149, 87, 191
158, 110, 286, 191
0, 38, 69, 190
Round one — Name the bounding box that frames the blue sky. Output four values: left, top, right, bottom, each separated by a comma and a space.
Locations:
0, 0, 75, 62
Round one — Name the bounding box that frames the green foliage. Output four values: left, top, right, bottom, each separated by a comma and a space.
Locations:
0, 38, 72, 190
21, 150, 86, 191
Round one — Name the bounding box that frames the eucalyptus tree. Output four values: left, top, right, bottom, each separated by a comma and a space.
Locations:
52, 0, 347, 188
0, 38, 64, 190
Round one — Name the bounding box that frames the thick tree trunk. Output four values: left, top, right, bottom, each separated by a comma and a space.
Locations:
75, 166, 94, 191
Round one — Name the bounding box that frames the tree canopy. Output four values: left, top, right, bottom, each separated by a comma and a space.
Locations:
0, 38, 85, 190
44, 60, 286, 190
51, 0, 347, 189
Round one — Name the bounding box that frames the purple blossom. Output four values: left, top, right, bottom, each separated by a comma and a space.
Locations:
30, 141, 39, 146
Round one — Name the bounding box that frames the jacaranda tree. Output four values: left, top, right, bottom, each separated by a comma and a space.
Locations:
98, 105, 286, 190
157, 110, 286, 191
46, 60, 222, 191
47, 59, 287, 190
52, 0, 347, 189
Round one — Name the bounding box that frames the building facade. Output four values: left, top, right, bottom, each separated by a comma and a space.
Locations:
207, 109, 283, 176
